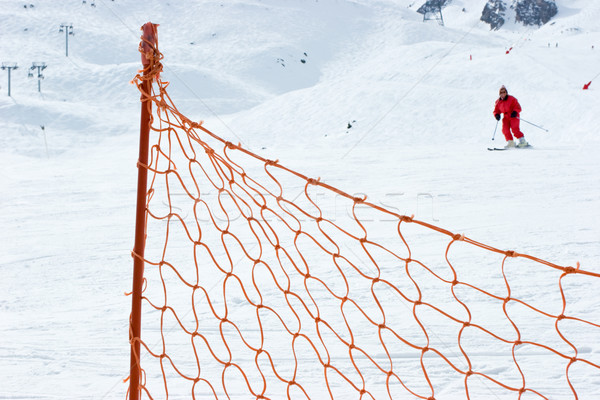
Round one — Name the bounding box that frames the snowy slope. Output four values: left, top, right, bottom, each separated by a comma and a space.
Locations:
1, 0, 599, 398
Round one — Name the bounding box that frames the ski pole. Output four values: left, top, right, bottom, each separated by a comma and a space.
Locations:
518, 117, 549, 132
491, 120, 499, 140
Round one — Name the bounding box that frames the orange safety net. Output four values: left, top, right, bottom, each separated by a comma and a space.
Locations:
128, 28, 600, 400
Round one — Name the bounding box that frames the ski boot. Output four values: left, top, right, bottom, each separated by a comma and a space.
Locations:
517, 137, 529, 148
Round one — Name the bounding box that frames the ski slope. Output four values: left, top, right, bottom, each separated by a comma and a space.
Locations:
1, 0, 599, 398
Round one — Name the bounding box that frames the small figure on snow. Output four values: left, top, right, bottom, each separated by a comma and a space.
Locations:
493, 85, 529, 148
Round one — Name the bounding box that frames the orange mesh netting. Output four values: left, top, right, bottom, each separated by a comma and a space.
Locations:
128, 26, 600, 400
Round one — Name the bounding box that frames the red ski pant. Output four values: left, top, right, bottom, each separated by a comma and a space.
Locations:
502, 116, 524, 141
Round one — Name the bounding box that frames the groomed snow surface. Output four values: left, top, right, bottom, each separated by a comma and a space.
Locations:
1, 0, 599, 399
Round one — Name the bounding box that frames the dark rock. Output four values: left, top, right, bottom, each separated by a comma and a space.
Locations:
480, 0, 557, 30
515, 0, 558, 26
480, 0, 507, 30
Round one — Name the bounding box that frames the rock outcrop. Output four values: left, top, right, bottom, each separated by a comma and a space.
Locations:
480, 0, 558, 30
515, 0, 558, 26
480, 0, 507, 30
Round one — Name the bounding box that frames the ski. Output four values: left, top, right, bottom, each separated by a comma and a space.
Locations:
487, 144, 532, 151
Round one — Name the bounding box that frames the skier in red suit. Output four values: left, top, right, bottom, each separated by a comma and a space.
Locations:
493, 85, 528, 148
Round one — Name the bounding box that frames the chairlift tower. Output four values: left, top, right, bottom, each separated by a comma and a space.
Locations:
424, 6, 444, 26
417, 0, 446, 26
59, 23, 74, 56
29, 62, 47, 92
1, 62, 18, 96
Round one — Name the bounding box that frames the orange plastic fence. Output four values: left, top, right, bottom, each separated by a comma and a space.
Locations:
128, 25, 600, 399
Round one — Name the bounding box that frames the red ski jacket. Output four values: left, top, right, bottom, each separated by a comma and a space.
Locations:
493, 95, 521, 117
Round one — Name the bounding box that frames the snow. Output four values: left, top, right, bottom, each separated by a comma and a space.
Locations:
1, 0, 599, 398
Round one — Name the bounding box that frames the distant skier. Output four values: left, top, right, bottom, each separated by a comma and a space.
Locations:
493, 85, 529, 148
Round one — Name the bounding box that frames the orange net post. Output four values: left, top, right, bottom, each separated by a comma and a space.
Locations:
129, 22, 161, 400
128, 28, 600, 399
